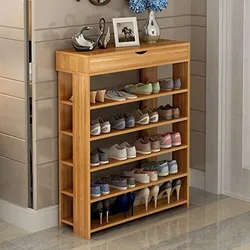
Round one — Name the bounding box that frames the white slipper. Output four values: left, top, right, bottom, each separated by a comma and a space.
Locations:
115, 90, 137, 100
105, 91, 126, 102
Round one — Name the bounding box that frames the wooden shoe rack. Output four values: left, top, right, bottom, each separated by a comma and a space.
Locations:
56, 39, 190, 239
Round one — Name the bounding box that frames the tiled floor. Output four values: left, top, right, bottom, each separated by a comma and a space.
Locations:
1, 188, 250, 249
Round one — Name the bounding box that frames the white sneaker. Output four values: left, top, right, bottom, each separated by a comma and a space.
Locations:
108, 144, 127, 161
90, 123, 101, 136
135, 168, 158, 182
120, 142, 137, 159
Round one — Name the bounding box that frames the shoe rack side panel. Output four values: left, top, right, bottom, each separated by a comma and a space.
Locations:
172, 53, 190, 207
73, 74, 91, 239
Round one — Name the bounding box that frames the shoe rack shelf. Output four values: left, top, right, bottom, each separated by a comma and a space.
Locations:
91, 197, 187, 233
61, 116, 187, 141
56, 39, 190, 239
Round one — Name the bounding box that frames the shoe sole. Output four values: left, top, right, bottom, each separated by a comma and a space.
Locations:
158, 172, 170, 177
150, 177, 158, 181
90, 163, 100, 167
169, 170, 178, 174
127, 155, 137, 159
91, 193, 101, 197
161, 89, 173, 91
128, 184, 136, 188
152, 149, 160, 153
172, 142, 181, 147
100, 161, 109, 165
110, 156, 127, 161
101, 191, 110, 195
101, 130, 111, 134
109, 185, 127, 190
160, 144, 172, 149
136, 150, 152, 155
91, 131, 101, 136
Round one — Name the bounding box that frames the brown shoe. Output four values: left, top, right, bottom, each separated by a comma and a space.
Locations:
166, 104, 180, 119
134, 139, 151, 155
144, 136, 160, 153
156, 105, 172, 120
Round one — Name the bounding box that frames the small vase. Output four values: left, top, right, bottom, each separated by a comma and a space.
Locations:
143, 10, 160, 43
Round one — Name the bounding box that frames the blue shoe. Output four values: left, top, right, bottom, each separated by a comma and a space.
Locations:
109, 194, 129, 218
91, 184, 101, 198
168, 160, 178, 174
142, 160, 169, 177
93, 180, 110, 195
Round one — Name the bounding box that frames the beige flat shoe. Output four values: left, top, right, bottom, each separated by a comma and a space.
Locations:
90, 91, 97, 104
96, 89, 106, 103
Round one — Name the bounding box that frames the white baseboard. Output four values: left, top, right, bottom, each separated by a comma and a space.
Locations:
0, 199, 58, 232
190, 168, 205, 190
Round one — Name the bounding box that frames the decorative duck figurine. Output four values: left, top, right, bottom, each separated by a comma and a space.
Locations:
97, 18, 111, 49
72, 27, 96, 51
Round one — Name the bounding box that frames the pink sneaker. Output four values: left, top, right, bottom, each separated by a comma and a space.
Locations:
158, 134, 172, 149
171, 132, 182, 146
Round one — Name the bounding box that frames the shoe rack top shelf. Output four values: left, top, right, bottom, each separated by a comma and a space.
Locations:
56, 39, 190, 76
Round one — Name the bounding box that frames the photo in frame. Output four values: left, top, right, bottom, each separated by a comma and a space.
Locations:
112, 17, 140, 47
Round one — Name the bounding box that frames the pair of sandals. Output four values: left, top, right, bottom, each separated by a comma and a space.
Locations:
104, 90, 137, 102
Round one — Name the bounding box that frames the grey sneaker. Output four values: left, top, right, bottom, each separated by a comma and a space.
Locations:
112, 174, 136, 188
174, 79, 182, 90
106, 144, 127, 161
90, 152, 100, 167
93, 148, 109, 165
159, 79, 174, 91
109, 116, 126, 130
117, 114, 135, 128
101, 176, 127, 190
134, 139, 151, 155
142, 160, 169, 177
168, 160, 178, 174
134, 109, 150, 125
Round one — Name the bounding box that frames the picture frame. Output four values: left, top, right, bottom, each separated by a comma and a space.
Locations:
112, 17, 140, 48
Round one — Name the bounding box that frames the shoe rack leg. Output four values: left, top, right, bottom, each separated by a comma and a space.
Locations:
173, 61, 190, 207
73, 74, 91, 239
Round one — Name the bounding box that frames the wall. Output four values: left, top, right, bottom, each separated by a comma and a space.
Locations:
32, 0, 206, 209
0, 0, 29, 207
190, 0, 207, 173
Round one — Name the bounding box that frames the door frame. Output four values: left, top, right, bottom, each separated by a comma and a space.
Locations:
205, 0, 227, 194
